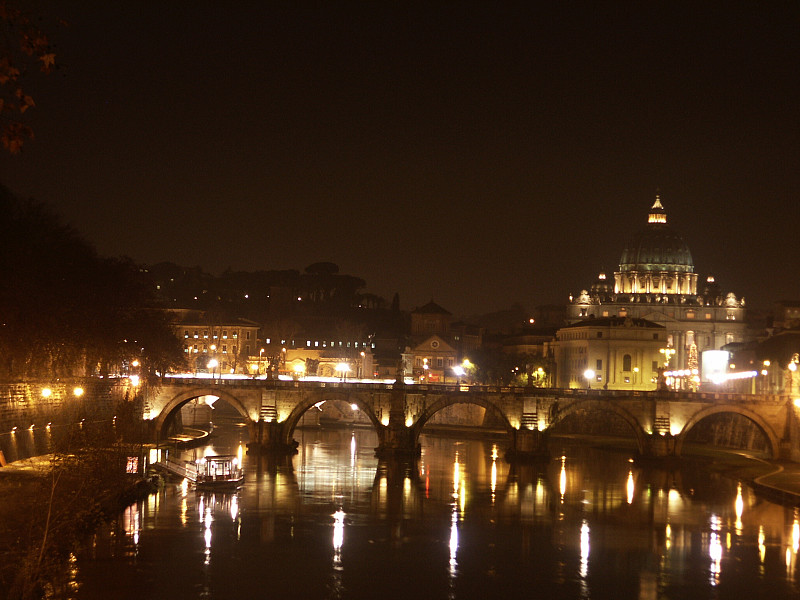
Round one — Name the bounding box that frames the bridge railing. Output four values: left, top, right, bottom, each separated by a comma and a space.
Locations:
157, 376, 789, 402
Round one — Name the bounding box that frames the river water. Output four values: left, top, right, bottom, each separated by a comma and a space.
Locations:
49, 418, 800, 600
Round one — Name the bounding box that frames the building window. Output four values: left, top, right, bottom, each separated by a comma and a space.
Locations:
596, 359, 602, 371
203, 330, 208, 338
706, 313, 712, 319
597, 332, 603, 338
183, 330, 189, 338
653, 333, 659, 340
223, 330, 228, 339
686, 311, 695, 319
619, 309, 627, 317
193, 330, 198, 338
222, 345, 227, 353
652, 361, 658, 371
246, 331, 251, 340
437, 358, 443, 367
602, 311, 609, 317
623, 354, 632, 372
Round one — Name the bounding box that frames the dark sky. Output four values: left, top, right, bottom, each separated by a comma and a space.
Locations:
2, 2, 798, 317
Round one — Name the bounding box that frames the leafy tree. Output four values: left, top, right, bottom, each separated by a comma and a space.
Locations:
0, 1, 61, 153
0, 185, 185, 380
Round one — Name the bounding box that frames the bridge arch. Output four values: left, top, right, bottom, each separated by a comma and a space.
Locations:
549, 398, 649, 455
409, 395, 516, 446
675, 404, 781, 459
280, 391, 384, 446
154, 387, 256, 441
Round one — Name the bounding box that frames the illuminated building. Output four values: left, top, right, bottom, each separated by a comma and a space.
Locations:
566, 196, 748, 382
170, 309, 260, 375
549, 316, 667, 389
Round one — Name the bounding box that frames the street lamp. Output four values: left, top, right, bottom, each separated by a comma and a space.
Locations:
293, 363, 305, 380
259, 348, 265, 375
584, 369, 595, 389
453, 365, 465, 385
208, 358, 218, 379
336, 362, 350, 381
632, 366, 639, 389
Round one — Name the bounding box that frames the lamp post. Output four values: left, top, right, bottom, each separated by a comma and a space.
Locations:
453, 365, 465, 385
207, 358, 218, 380
632, 366, 639, 390
259, 348, 265, 375
336, 362, 350, 382
584, 369, 595, 390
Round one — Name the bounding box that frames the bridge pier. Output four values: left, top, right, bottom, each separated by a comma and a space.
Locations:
505, 428, 549, 462
374, 384, 420, 459
641, 433, 677, 458
246, 419, 299, 455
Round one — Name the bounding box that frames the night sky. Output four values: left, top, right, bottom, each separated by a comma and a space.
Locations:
2, 2, 798, 317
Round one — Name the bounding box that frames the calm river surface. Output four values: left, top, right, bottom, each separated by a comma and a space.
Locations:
52, 419, 800, 600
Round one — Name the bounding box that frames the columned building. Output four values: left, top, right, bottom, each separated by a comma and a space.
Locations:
549, 317, 666, 390
563, 196, 747, 387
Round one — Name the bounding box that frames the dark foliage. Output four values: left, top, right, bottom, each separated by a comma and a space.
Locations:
0, 185, 185, 380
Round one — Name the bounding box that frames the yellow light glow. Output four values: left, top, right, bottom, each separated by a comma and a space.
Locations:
559, 455, 566, 500
381, 415, 389, 426
129, 374, 140, 386
41, 387, 52, 398
626, 471, 635, 504
453, 454, 460, 496
73, 387, 84, 397
735, 484, 743, 534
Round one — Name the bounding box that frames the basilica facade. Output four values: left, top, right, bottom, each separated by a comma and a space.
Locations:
556, 196, 747, 390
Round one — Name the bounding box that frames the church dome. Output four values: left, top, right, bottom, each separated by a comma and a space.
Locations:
618, 196, 694, 274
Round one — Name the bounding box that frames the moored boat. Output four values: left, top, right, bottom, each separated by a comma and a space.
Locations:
194, 454, 243, 490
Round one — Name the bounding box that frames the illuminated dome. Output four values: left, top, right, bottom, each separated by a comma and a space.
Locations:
618, 196, 694, 273
613, 196, 698, 296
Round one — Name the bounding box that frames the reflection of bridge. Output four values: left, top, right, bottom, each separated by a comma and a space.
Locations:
143, 378, 800, 461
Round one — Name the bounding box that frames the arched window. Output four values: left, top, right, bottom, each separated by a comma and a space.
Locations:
623, 354, 632, 372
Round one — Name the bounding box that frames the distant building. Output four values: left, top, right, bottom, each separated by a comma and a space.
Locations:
548, 316, 666, 390
401, 301, 481, 383
566, 196, 748, 384
170, 309, 260, 375
773, 301, 800, 330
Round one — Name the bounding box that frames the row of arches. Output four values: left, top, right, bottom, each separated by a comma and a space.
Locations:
155, 390, 780, 459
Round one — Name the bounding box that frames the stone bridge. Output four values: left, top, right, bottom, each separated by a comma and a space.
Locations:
142, 377, 800, 461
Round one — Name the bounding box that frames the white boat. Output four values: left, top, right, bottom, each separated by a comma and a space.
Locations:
194, 454, 244, 490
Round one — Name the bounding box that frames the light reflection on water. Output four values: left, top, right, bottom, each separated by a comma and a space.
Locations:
57, 424, 800, 600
